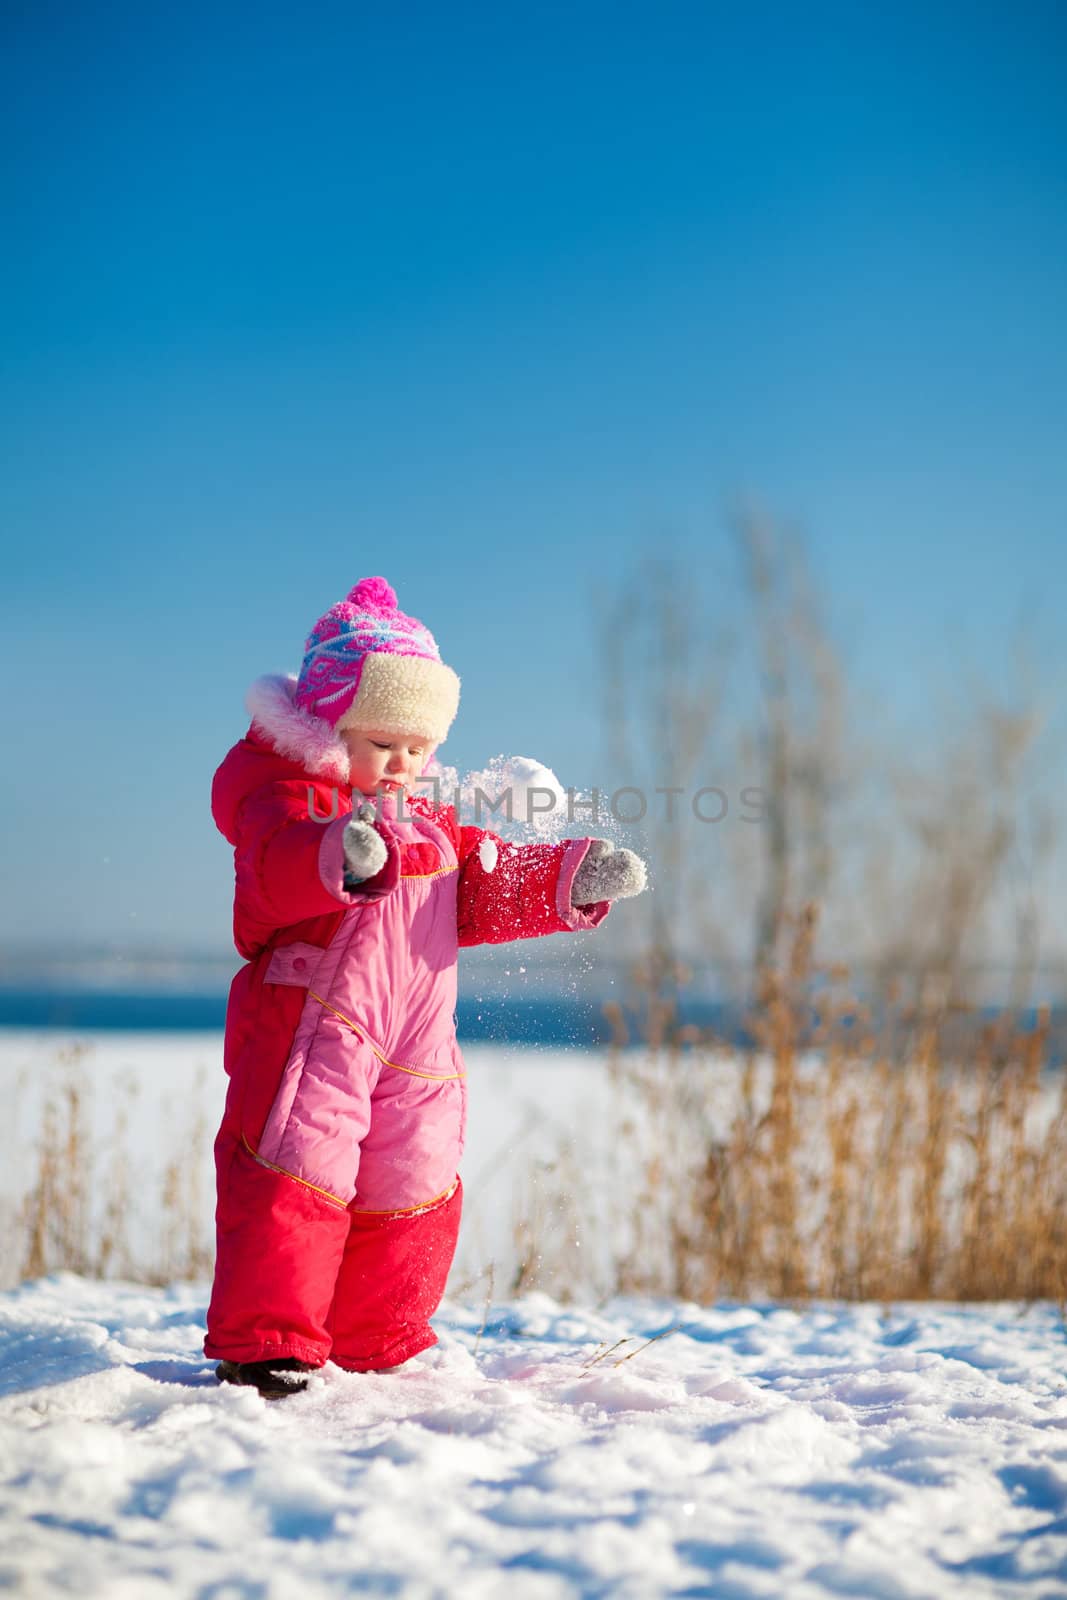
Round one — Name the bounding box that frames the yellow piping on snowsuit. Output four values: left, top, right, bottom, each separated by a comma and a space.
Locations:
242, 1136, 350, 1210
307, 991, 466, 1080
243, 1139, 459, 1219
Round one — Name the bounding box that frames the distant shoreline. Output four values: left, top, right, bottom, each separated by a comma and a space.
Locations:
1, 988, 1064, 1064
0, 989, 614, 1046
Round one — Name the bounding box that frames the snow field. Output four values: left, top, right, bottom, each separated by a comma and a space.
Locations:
0, 1030, 615, 1292
4, 1027, 1066, 1302
2, 1276, 1067, 1599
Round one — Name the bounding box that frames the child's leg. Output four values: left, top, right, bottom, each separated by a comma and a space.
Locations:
205, 1135, 351, 1366
326, 1179, 463, 1371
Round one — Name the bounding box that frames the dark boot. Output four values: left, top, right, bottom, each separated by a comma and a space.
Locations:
215, 1358, 315, 1399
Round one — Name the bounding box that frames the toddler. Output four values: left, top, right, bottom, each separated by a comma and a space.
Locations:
206, 576, 647, 1397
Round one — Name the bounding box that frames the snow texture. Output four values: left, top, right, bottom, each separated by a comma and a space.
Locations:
2, 1276, 1066, 1599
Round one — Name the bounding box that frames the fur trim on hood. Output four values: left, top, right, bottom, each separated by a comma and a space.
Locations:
245, 674, 352, 785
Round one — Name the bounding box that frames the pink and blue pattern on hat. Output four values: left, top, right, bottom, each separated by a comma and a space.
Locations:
294, 577, 443, 727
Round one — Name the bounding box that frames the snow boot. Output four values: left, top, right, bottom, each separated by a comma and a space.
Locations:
215, 1358, 314, 1399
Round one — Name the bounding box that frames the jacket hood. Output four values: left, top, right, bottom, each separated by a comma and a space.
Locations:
212, 676, 352, 846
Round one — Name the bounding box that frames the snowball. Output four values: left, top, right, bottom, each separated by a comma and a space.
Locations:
478, 838, 498, 874
454, 755, 573, 841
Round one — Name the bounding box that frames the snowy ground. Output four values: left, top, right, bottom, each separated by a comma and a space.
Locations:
2, 1276, 1066, 1599
4, 1030, 1067, 1596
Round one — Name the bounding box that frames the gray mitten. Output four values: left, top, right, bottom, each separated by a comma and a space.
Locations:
343, 803, 388, 884
571, 838, 648, 905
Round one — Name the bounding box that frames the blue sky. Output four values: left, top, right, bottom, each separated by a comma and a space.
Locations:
1, 1, 1064, 957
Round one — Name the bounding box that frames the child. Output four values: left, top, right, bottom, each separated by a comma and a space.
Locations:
206, 576, 647, 1396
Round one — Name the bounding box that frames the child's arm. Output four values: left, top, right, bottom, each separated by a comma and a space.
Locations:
455, 825, 643, 947
233, 779, 400, 928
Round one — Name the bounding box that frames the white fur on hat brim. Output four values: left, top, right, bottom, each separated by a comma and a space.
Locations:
245, 674, 352, 783
336, 652, 460, 744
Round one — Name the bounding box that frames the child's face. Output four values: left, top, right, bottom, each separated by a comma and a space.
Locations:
340, 728, 431, 797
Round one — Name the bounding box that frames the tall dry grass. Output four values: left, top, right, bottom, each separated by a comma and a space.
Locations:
6, 977, 1064, 1304
524, 512, 1065, 1306
16, 1042, 213, 1287
559, 906, 1066, 1305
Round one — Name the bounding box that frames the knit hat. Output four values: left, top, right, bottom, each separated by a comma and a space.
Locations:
293, 576, 460, 742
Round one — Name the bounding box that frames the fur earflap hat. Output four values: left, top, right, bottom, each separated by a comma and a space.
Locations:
292, 576, 460, 743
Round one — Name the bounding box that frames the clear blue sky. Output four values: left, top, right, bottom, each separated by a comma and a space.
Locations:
2, 1, 1064, 956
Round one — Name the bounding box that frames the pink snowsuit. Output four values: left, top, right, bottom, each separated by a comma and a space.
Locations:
205, 681, 610, 1371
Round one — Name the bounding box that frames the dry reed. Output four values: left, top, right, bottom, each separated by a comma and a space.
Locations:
7, 931, 1065, 1306
14, 1045, 213, 1287
550, 905, 1067, 1306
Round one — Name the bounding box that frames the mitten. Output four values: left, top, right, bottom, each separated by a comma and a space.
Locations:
571, 838, 648, 905
343, 803, 388, 885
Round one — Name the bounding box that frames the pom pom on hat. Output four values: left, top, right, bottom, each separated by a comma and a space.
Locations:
346, 576, 397, 609
293, 575, 460, 742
